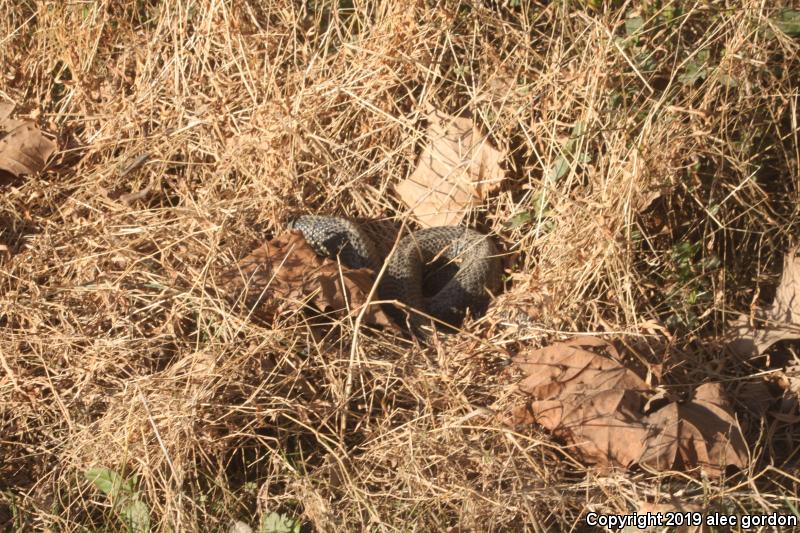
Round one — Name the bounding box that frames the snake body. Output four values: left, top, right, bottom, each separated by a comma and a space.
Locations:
287, 215, 501, 335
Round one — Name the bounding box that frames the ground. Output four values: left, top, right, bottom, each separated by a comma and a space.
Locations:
1, 1, 799, 532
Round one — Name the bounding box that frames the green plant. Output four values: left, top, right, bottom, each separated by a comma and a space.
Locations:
663, 240, 720, 330
678, 49, 711, 85
259, 511, 301, 533
84, 467, 150, 533
546, 121, 589, 183
772, 9, 800, 38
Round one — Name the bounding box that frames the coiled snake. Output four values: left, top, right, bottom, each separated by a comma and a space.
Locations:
288, 215, 502, 336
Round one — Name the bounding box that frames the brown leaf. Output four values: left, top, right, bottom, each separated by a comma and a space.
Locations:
508, 337, 748, 476
396, 109, 505, 227
0, 102, 13, 122
219, 230, 395, 331
734, 379, 777, 417
679, 383, 748, 471
726, 247, 800, 357
641, 383, 747, 476
513, 336, 650, 400
0, 102, 57, 178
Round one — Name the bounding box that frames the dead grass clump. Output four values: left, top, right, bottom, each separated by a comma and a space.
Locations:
2, 0, 800, 531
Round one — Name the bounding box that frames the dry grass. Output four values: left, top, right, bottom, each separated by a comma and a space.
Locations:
1, 0, 799, 531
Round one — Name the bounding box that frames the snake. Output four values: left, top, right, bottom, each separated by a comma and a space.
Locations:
287, 215, 502, 337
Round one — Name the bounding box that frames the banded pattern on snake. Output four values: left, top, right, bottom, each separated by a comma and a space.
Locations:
288, 215, 502, 336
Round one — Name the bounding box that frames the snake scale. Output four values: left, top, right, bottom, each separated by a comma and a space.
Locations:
287, 215, 502, 336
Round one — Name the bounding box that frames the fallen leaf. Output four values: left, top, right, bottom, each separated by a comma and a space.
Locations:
641, 383, 748, 477
735, 379, 780, 417
726, 247, 800, 357
0, 102, 57, 178
513, 336, 650, 402
0, 102, 13, 121
219, 231, 395, 332
507, 337, 748, 476
395, 109, 505, 227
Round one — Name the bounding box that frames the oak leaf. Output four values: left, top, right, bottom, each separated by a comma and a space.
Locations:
727, 247, 800, 357
396, 109, 505, 227
219, 231, 395, 331
508, 337, 747, 476
0, 102, 56, 178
